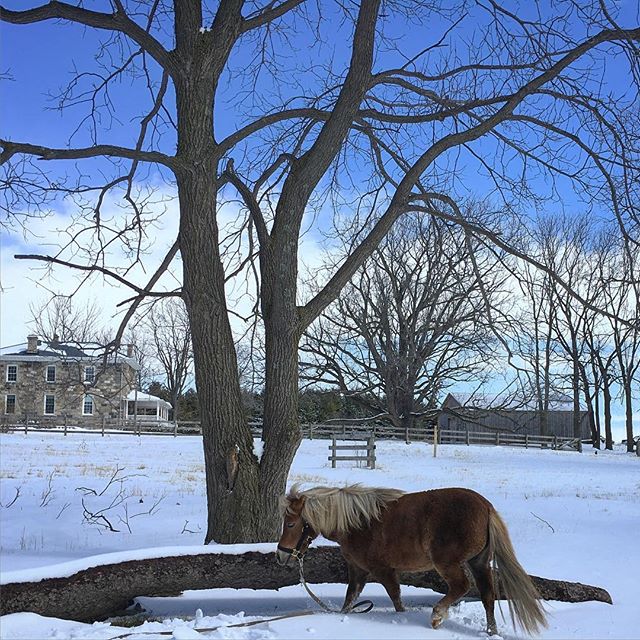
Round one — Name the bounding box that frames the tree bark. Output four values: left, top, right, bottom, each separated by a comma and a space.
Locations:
622, 380, 635, 453
0, 547, 612, 623
602, 375, 613, 450
177, 165, 261, 543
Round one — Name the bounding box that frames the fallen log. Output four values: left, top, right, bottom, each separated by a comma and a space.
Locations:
0, 545, 612, 623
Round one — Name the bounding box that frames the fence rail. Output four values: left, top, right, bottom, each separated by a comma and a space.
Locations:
0, 417, 581, 452
329, 435, 376, 469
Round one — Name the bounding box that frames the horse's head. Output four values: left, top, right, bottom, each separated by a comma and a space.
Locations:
276, 494, 317, 566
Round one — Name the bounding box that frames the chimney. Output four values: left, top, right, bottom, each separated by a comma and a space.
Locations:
27, 334, 39, 354
126, 344, 134, 358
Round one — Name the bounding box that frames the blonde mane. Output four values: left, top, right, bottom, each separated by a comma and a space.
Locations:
282, 484, 404, 536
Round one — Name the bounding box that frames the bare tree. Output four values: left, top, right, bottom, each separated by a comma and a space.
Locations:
302, 214, 503, 437
538, 215, 598, 448
513, 261, 560, 437
2, 1, 639, 542
599, 246, 640, 452
29, 297, 103, 344
141, 299, 193, 421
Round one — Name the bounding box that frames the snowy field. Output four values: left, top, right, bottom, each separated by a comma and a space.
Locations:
0, 433, 639, 640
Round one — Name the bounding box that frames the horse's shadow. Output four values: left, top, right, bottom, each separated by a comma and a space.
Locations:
135, 590, 521, 639
136, 589, 440, 619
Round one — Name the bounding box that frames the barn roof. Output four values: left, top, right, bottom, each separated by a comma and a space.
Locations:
442, 391, 584, 412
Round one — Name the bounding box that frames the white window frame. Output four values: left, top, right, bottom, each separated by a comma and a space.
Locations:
82, 395, 94, 416
6, 365, 17, 383
44, 394, 56, 415
84, 366, 95, 383
46, 364, 56, 383
5, 394, 16, 414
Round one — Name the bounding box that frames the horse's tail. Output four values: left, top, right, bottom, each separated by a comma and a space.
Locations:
488, 509, 547, 635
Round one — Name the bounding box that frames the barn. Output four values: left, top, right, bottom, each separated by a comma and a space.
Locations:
439, 392, 591, 439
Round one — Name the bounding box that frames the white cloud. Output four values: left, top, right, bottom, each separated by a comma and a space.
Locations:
1, 195, 333, 348
1, 189, 181, 347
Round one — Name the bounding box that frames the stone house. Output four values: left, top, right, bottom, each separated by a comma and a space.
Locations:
1, 335, 141, 427
439, 391, 590, 439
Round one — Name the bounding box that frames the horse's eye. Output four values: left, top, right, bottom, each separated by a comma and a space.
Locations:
287, 522, 295, 528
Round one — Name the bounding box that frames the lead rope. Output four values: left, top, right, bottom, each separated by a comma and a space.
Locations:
109, 611, 315, 639
298, 555, 374, 614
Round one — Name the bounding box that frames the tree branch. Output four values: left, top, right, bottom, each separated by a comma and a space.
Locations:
298, 26, 640, 330
242, 0, 304, 32
0, 140, 175, 168
0, 2, 176, 76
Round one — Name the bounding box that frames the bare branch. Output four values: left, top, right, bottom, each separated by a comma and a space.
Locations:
0, 140, 175, 168
0, 3, 176, 75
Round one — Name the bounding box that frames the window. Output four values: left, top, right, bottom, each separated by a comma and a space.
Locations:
5, 395, 16, 414
6, 365, 17, 382
82, 395, 94, 415
46, 365, 56, 382
44, 395, 55, 415
84, 366, 95, 383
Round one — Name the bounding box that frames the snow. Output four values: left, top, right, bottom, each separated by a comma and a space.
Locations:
1, 433, 639, 639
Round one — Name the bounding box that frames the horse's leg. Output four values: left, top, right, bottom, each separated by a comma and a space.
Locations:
469, 548, 498, 636
373, 567, 405, 612
341, 563, 368, 613
431, 563, 470, 629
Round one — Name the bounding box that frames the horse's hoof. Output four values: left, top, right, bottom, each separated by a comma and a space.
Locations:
431, 610, 447, 629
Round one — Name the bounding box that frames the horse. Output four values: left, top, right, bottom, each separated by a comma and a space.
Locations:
276, 484, 547, 636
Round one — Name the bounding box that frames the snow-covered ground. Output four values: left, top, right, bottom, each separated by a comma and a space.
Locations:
0, 433, 638, 639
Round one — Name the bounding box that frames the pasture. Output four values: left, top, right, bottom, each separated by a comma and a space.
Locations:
0, 433, 638, 639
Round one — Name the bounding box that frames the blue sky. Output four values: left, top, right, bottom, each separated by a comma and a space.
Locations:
1, 2, 638, 439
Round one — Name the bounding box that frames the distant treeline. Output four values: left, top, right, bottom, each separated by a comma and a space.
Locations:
146, 382, 407, 425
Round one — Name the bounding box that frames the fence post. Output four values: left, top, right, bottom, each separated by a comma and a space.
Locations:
553, 434, 557, 450
525, 433, 529, 449
331, 436, 337, 468
309, 424, 314, 440
466, 429, 470, 446
368, 435, 376, 469
433, 424, 438, 458
101, 416, 106, 437
63, 415, 68, 436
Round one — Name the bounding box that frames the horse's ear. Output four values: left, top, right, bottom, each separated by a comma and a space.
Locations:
290, 495, 306, 513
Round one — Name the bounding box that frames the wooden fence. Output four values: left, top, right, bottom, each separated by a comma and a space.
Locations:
328, 436, 376, 469
0, 417, 581, 452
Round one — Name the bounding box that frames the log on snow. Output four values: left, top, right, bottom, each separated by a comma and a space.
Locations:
0, 546, 612, 623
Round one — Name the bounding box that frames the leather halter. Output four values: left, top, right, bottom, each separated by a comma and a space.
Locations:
277, 521, 315, 560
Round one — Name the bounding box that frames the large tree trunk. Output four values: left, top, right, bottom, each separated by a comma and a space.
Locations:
257, 232, 304, 539
0, 547, 613, 623
175, 68, 262, 542
179, 168, 261, 543
173, 19, 276, 543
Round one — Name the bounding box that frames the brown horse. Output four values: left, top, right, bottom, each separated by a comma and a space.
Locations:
277, 484, 546, 636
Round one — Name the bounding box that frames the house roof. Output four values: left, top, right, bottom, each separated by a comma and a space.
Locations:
0, 339, 140, 369
442, 391, 584, 412
126, 391, 172, 408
